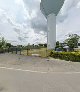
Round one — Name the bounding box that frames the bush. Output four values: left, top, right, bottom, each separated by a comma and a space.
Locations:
50, 51, 80, 62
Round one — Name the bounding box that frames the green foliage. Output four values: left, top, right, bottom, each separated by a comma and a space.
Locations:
65, 34, 80, 51
6, 43, 12, 48
0, 37, 6, 49
56, 41, 60, 48
44, 44, 47, 47
0, 37, 12, 53
50, 51, 80, 62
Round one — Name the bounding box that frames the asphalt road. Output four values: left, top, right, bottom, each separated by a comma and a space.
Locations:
0, 68, 80, 92
0, 53, 80, 92
1, 53, 80, 72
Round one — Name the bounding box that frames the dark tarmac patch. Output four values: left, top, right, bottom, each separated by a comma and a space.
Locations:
0, 86, 5, 91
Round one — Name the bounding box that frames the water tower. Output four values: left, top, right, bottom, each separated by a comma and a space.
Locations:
40, 0, 65, 49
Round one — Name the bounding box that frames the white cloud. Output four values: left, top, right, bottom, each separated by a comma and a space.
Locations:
0, 0, 80, 45
77, 1, 80, 8
57, 0, 80, 42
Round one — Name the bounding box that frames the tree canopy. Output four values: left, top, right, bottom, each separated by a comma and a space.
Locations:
65, 34, 80, 51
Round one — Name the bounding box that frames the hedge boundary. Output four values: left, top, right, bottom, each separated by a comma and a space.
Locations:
50, 51, 80, 62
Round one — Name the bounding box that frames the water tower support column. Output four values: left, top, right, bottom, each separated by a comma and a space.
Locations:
47, 13, 56, 49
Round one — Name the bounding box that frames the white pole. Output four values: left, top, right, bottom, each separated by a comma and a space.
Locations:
47, 13, 56, 50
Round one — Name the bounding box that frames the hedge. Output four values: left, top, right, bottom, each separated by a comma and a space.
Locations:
50, 51, 80, 62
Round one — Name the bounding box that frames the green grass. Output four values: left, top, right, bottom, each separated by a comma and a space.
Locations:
21, 48, 52, 57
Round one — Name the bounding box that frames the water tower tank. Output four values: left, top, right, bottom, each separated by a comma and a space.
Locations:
40, 0, 65, 49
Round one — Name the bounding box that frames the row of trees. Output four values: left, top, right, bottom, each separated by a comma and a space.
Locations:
55, 34, 80, 51
0, 34, 79, 53
23, 43, 47, 50
0, 36, 47, 53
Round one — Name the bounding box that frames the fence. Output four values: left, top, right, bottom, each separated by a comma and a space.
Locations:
0, 47, 51, 57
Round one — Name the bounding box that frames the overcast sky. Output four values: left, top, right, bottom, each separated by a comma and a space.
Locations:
0, 0, 80, 45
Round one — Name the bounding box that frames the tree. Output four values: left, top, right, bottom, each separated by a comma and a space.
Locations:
0, 37, 6, 49
65, 34, 80, 51
6, 43, 11, 48
56, 41, 60, 48
44, 44, 47, 48
0, 37, 7, 53
38, 44, 44, 47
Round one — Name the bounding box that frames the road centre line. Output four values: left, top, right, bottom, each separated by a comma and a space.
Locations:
0, 66, 80, 74
0, 66, 48, 74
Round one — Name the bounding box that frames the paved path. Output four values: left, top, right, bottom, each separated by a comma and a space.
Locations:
0, 68, 80, 92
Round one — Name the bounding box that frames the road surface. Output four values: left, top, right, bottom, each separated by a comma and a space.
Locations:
0, 67, 80, 92
0, 53, 80, 92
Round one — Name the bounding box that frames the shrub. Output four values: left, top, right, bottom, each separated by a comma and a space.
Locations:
50, 51, 80, 62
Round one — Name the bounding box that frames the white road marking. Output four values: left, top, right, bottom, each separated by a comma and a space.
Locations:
0, 66, 80, 74
0, 67, 48, 74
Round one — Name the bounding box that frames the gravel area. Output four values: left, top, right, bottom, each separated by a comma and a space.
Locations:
0, 53, 80, 72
